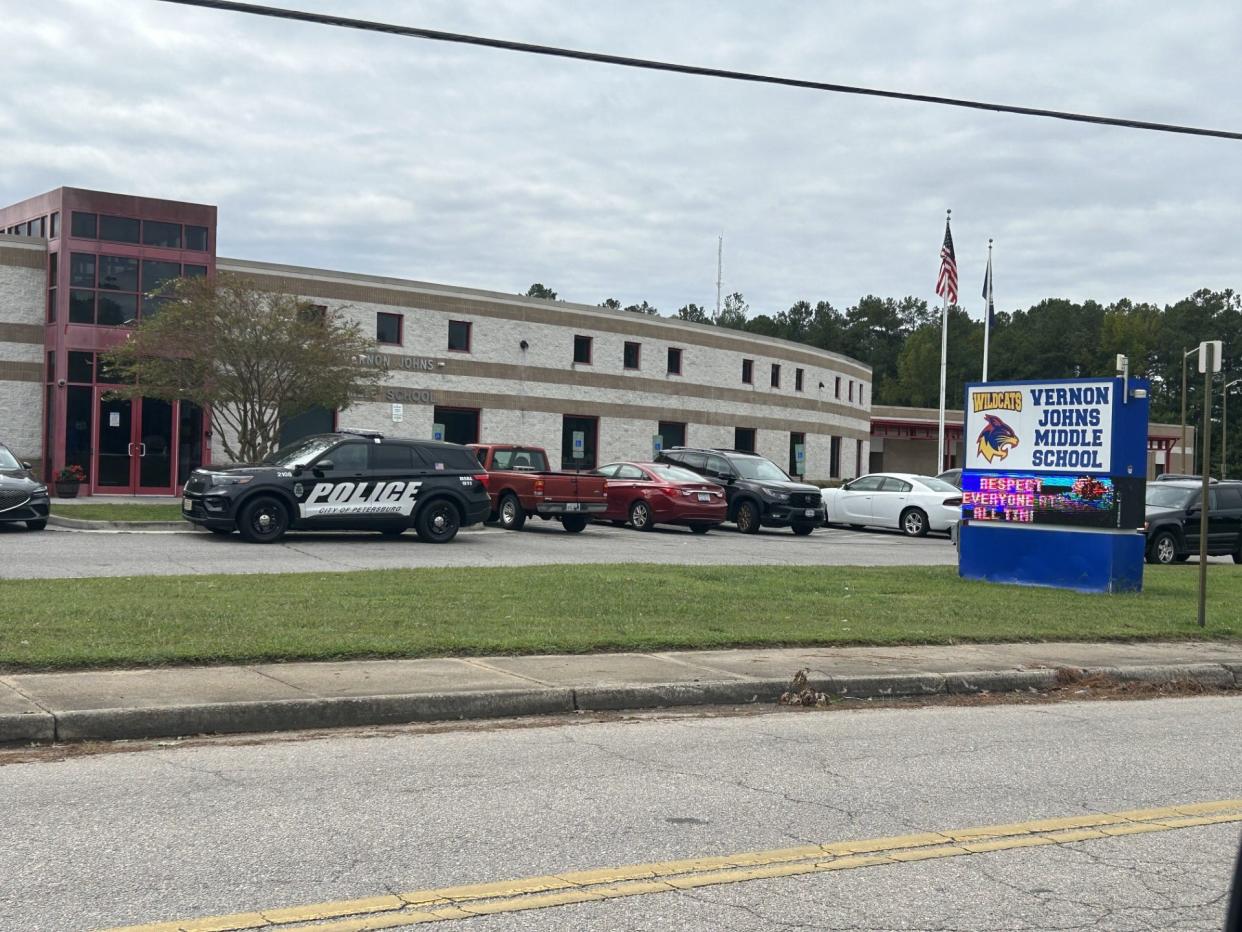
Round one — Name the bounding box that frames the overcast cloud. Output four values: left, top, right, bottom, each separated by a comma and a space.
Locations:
4, 0, 1240, 320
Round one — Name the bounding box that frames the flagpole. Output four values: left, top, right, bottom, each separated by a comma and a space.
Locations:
937, 289, 948, 473
982, 238, 993, 382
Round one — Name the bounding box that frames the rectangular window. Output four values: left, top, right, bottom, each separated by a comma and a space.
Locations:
376, 311, 402, 345
742, 358, 754, 384
830, 436, 842, 478
99, 215, 141, 244
69, 253, 96, 288
50, 211, 59, 239
770, 364, 781, 388
433, 406, 481, 445
68, 351, 94, 384
185, 225, 209, 251
141, 259, 181, 294
183, 263, 207, 278
29, 217, 45, 238
369, 444, 417, 470
667, 347, 683, 375
789, 432, 806, 476
46, 351, 55, 382
623, 341, 641, 370
143, 220, 182, 249
858, 384, 865, 406
97, 293, 138, 327
561, 415, 598, 470
795, 368, 804, 392
448, 319, 471, 352
47, 252, 58, 322
848, 380, 854, 402
69, 290, 95, 324
98, 255, 138, 292
834, 376, 841, 399
734, 427, 756, 453
573, 334, 592, 364
70, 212, 98, 238
657, 420, 686, 448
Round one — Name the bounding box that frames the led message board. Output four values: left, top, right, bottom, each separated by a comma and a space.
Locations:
961, 472, 1120, 528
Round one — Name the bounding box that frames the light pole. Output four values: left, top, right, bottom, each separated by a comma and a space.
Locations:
1224, 378, 1242, 480
1182, 347, 1199, 473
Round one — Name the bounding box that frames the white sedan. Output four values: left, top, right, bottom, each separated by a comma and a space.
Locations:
821, 472, 962, 537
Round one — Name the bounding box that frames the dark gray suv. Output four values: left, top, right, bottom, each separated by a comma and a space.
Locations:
656, 447, 824, 535
0, 442, 50, 531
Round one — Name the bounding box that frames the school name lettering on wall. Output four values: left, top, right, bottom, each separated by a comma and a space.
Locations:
965, 381, 1114, 473
354, 352, 439, 372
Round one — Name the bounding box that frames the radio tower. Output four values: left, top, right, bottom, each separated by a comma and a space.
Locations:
715, 234, 723, 322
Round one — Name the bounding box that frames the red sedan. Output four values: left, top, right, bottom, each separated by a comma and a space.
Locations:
593, 461, 727, 533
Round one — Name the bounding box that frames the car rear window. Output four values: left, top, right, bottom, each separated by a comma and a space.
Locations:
1216, 486, 1242, 509
490, 448, 549, 471
680, 452, 707, 470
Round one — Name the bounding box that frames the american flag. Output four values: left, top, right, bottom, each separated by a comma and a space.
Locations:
935, 217, 958, 304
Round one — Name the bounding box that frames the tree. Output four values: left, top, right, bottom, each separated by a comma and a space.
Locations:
744, 314, 780, 337
524, 283, 558, 300
716, 292, 749, 330
775, 300, 813, 343
598, 298, 622, 310
624, 300, 659, 316
890, 306, 983, 407
100, 273, 383, 464
676, 303, 710, 324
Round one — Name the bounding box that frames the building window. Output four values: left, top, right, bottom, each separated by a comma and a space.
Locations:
69, 290, 95, 324
47, 252, 58, 323
658, 420, 686, 448
68, 351, 94, 383
185, 226, 209, 251
742, 358, 754, 384
623, 341, 641, 370
789, 432, 806, 477
561, 415, 598, 470
448, 319, 472, 352
830, 436, 841, 478
69, 253, 95, 288
734, 427, 756, 453
834, 376, 841, 399
433, 407, 481, 445
667, 347, 683, 375
29, 217, 45, 238
70, 212, 97, 238
858, 384, 865, 406
99, 215, 141, 244
183, 264, 207, 278
848, 380, 854, 402
50, 212, 59, 239
97, 293, 137, 327
573, 334, 593, 364
143, 220, 182, 249
376, 312, 402, 345
770, 364, 781, 388
141, 260, 181, 295
795, 368, 804, 392
98, 255, 139, 292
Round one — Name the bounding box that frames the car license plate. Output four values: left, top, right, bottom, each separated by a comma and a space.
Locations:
804, 508, 816, 517
182, 496, 191, 512
697, 493, 711, 502
565, 502, 580, 511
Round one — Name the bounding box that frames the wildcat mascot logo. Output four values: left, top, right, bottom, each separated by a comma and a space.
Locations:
977, 414, 1020, 464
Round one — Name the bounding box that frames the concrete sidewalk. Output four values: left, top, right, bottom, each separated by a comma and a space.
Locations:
3, 640, 1240, 743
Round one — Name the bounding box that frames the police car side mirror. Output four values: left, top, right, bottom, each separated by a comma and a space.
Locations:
313, 459, 335, 475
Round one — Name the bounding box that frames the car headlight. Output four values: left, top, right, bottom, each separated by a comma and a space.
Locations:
763, 490, 790, 502
31, 484, 48, 496
207, 473, 254, 486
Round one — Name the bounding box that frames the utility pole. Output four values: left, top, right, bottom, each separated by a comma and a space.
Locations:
1197, 340, 1221, 628
1181, 347, 1198, 473
715, 234, 723, 322
1225, 378, 1242, 480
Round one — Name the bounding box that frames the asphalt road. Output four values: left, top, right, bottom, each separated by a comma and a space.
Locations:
0, 520, 957, 579
2, 696, 1240, 931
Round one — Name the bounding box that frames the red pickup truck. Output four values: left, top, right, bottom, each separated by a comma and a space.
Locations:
469, 444, 609, 533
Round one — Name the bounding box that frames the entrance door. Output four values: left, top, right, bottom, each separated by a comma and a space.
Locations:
94, 391, 180, 494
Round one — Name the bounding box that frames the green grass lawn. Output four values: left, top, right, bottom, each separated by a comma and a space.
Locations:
1, 564, 1238, 672
53, 503, 184, 522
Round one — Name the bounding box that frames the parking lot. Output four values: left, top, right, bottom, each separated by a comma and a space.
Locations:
0, 521, 958, 579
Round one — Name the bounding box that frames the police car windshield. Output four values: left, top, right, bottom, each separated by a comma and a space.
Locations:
733, 458, 790, 481
1146, 486, 1196, 509
264, 437, 338, 468
0, 446, 20, 470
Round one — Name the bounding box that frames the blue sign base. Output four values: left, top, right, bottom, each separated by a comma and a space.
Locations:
959, 523, 1145, 594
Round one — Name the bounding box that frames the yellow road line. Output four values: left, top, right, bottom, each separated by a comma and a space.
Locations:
103, 798, 1242, 932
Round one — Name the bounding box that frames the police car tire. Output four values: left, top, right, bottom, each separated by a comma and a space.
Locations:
498, 493, 526, 531
238, 496, 290, 543
900, 508, 929, 537
561, 515, 588, 533
416, 498, 460, 544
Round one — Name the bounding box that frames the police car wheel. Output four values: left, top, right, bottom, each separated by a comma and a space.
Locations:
498, 493, 526, 531
238, 496, 289, 543
416, 499, 460, 544
900, 508, 929, 537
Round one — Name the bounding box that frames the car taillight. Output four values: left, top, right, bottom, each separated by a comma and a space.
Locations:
534, 478, 544, 495
944, 497, 962, 507
473, 473, 490, 490
656, 486, 682, 499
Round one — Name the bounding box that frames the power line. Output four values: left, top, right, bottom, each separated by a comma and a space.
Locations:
153, 0, 1242, 142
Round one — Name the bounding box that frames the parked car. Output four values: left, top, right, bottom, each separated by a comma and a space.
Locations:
655, 447, 824, 534
1143, 478, 1242, 564
592, 461, 726, 533
0, 442, 49, 531
181, 430, 491, 543
469, 443, 609, 533
822, 472, 961, 537
936, 468, 962, 488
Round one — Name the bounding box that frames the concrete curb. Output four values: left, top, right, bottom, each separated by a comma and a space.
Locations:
5, 663, 1238, 744
48, 515, 188, 531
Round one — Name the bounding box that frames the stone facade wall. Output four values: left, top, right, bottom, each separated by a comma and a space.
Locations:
217, 259, 874, 481
0, 236, 47, 464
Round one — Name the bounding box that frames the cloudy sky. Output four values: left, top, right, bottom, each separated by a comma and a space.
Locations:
4, 1, 1239, 320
